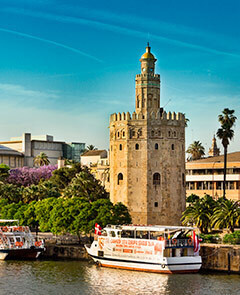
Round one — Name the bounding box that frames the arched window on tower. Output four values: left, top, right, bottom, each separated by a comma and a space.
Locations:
135, 143, 139, 150
118, 173, 123, 185
151, 130, 155, 137
119, 144, 122, 150
137, 97, 140, 108
153, 173, 161, 185
155, 143, 159, 150
171, 144, 175, 150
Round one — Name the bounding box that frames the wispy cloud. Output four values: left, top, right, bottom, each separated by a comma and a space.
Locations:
0, 83, 59, 105
3, 7, 240, 59
0, 27, 103, 63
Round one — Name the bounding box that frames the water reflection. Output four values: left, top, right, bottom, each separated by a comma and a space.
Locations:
0, 261, 239, 295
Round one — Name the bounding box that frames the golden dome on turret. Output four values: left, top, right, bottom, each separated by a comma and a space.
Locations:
141, 43, 156, 59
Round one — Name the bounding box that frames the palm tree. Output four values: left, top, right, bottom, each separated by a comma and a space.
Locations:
211, 199, 240, 233
186, 141, 205, 161
181, 194, 216, 233
216, 108, 237, 198
86, 145, 97, 151
34, 152, 50, 167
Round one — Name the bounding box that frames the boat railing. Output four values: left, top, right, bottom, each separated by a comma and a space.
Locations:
165, 238, 193, 248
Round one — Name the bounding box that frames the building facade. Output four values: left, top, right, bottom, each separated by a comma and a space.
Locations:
0, 133, 85, 168
186, 152, 240, 201
81, 150, 110, 191
109, 44, 186, 225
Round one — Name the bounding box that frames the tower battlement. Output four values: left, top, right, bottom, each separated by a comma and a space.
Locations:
110, 111, 185, 123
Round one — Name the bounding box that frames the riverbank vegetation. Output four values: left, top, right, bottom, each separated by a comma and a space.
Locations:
0, 164, 131, 239
182, 194, 240, 244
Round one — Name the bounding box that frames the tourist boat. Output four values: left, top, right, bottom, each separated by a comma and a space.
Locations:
0, 219, 45, 260
85, 224, 202, 274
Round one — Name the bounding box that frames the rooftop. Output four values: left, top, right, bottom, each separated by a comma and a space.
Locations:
187, 151, 240, 164
81, 150, 107, 157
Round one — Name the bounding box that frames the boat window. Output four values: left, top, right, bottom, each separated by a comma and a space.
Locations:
16, 237, 21, 242
136, 231, 149, 239
9, 237, 14, 244
121, 230, 134, 238
101, 230, 107, 237
110, 231, 116, 237
150, 231, 163, 240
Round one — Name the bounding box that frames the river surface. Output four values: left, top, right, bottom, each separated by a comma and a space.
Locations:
0, 260, 239, 295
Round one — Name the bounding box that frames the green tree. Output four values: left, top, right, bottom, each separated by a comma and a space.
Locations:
0, 182, 23, 203
186, 194, 200, 204
63, 170, 109, 202
186, 141, 205, 161
0, 164, 10, 182
181, 194, 216, 233
216, 108, 237, 198
34, 197, 59, 232
50, 163, 82, 190
22, 181, 60, 203
34, 152, 50, 167
211, 199, 240, 233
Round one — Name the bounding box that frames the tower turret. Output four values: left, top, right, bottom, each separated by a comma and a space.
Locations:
135, 43, 160, 117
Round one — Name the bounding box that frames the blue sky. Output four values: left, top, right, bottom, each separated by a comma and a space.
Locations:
0, 0, 239, 154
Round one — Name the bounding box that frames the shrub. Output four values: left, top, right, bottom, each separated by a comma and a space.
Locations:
223, 231, 240, 245
200, 233, 221, 244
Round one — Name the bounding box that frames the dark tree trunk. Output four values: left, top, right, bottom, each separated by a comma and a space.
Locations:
223, 145, 228, 199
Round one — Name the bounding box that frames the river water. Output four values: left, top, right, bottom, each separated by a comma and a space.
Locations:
0, 260, 239, 295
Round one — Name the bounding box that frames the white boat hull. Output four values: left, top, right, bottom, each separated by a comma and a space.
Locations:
86, 247, 202, 274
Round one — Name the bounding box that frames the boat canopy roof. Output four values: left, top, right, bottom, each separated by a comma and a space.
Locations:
0, 219, 19, 223
105, 225, 196, 232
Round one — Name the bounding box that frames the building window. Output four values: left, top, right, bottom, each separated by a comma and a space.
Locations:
173, 131, 177, 137
151, 130, 154, 137
119, 144, 122, 150
155, 143, 158, 150
138, 129, 142, 136
154, 202, 158, 207
171, 144, 175, 150
118, 173, 123, 185
135, 143, 139, 150
168, 131, 171, 137
153, 173, 161, 185
132, 130, 135, 137
122, 131, 125, 137
117, 131, 120, 138
158, 130, 161, 137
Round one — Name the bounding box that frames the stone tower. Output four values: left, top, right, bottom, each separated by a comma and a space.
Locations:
208, 135, 220, 157
109, 44, 186, 225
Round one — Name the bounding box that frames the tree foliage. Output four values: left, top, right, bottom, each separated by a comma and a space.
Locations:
7, 165, 57, 187
186, 141, 205, 161
34, 152, 50, 166
217, 108, 237, 198
182, 194, 240, 233
0, 164, 10, 182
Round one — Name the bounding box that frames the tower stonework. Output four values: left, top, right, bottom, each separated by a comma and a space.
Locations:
109, 45, 186, 225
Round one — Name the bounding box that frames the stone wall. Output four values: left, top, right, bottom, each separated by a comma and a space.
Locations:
201, 244, 240, 273
42, 243, 89, 260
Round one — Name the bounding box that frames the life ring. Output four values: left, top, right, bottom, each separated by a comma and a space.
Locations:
188, 238, 193, 246
35, 241, 42, 247
2, 227, 8, 232
172, 239, 177, 245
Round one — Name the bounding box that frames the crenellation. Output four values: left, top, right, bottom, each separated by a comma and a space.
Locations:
117, 112, 121, 120
167, 111, 172, 120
